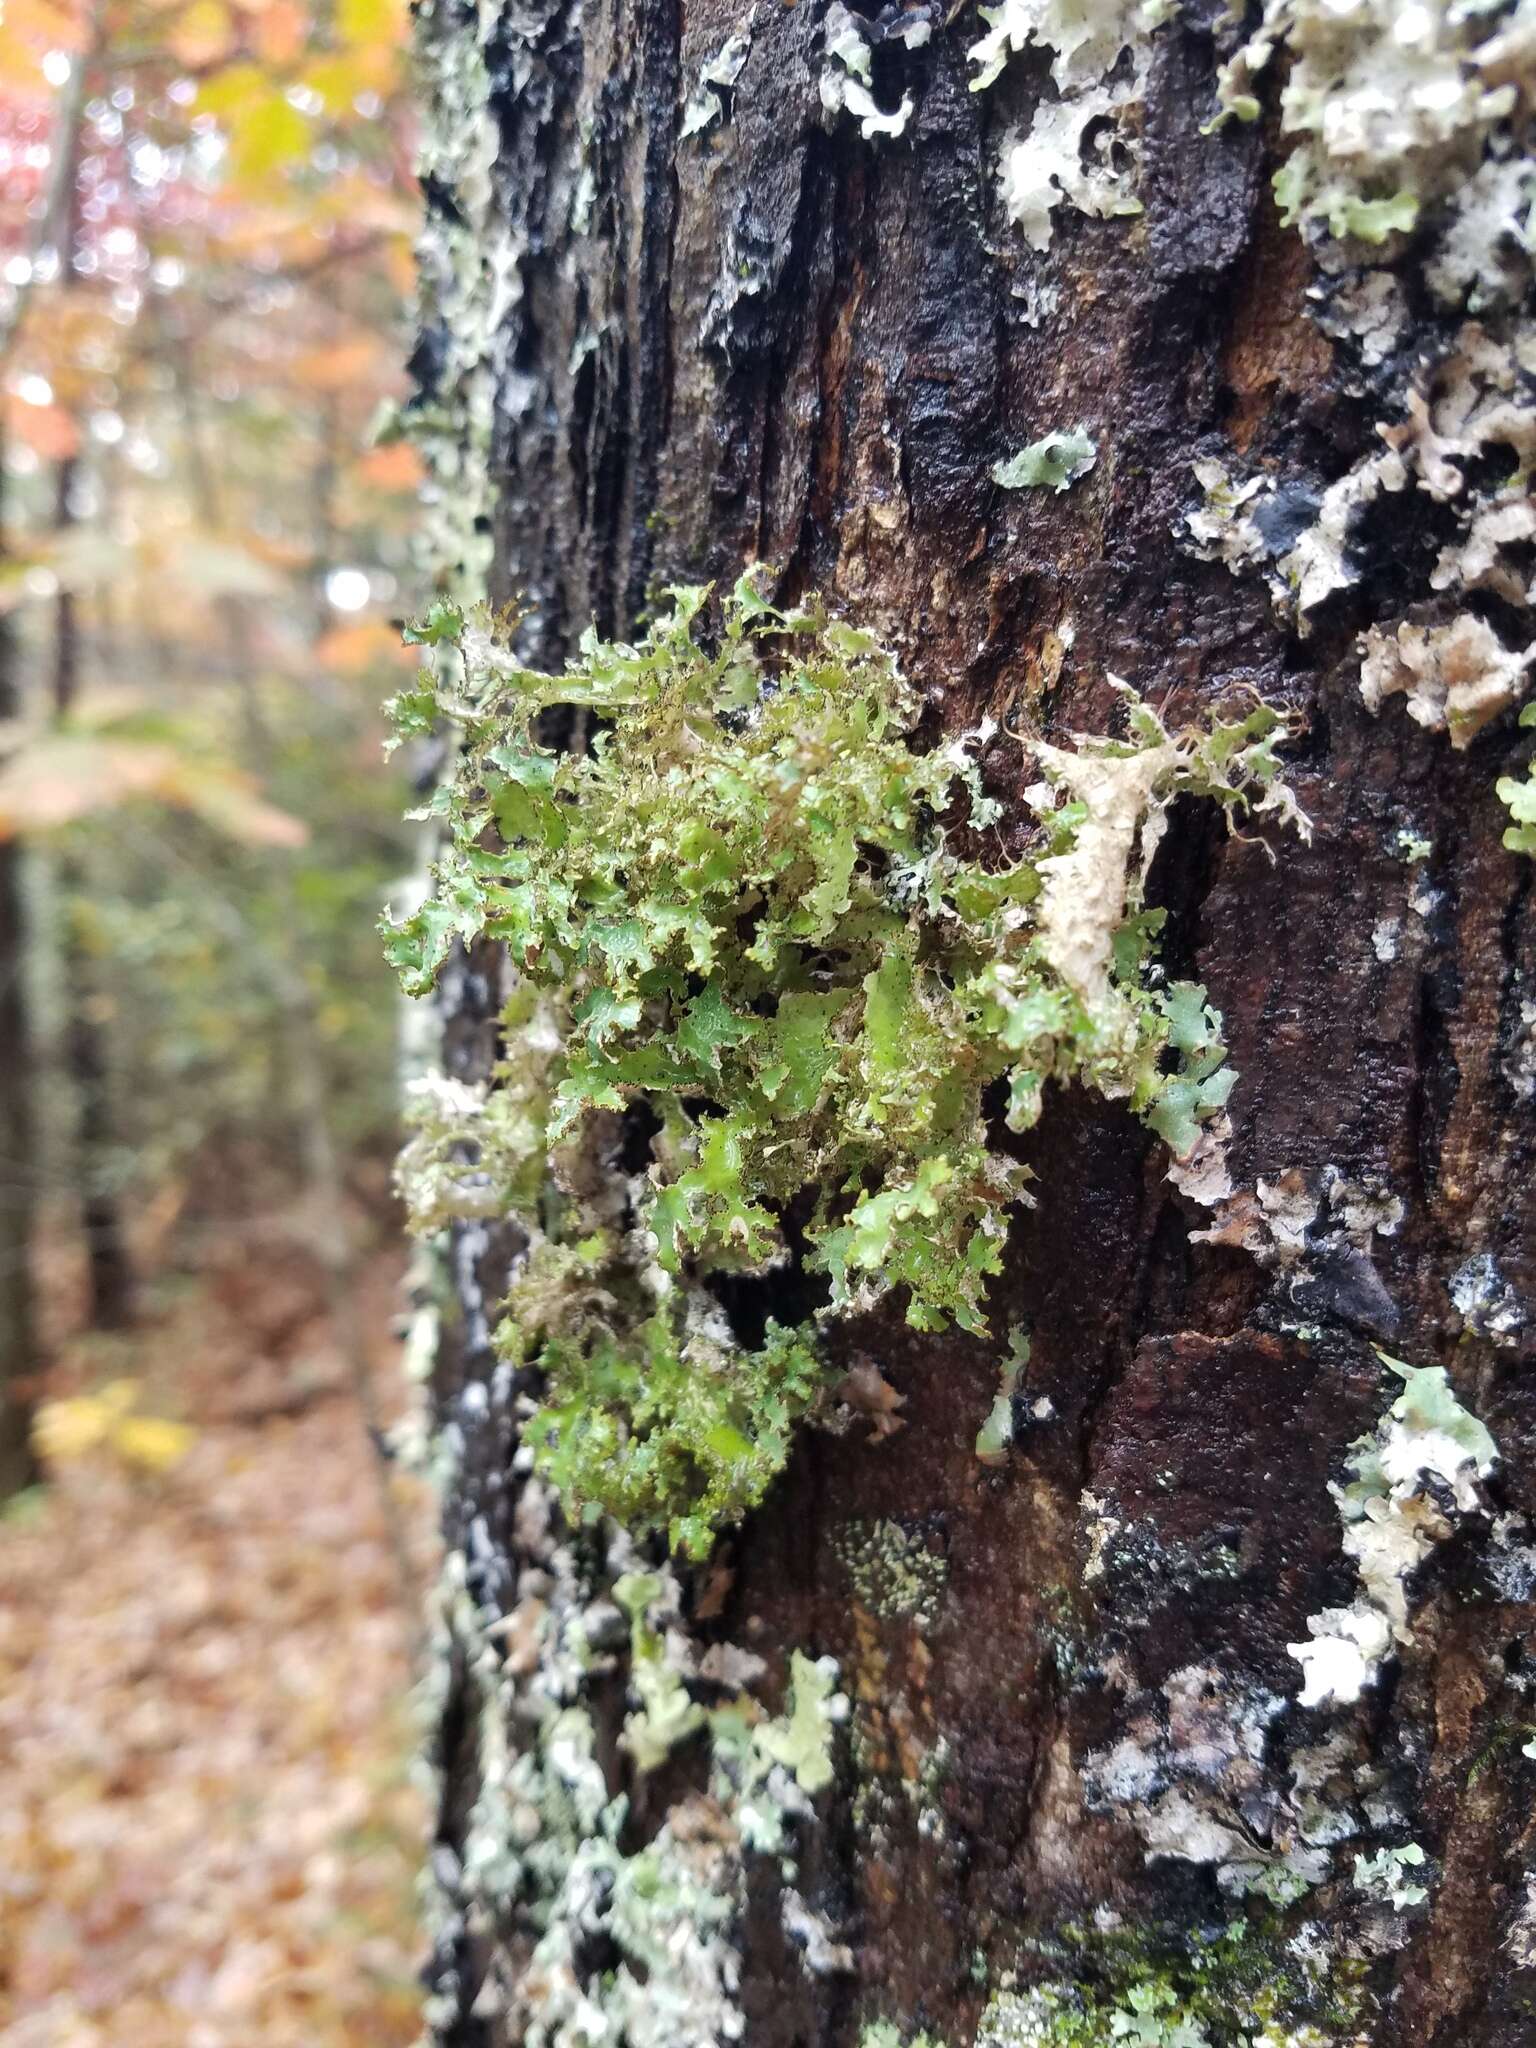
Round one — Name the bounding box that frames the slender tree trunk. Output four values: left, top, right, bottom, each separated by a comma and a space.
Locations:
51, 452, 136, 1332
59, 900, 136, 1332
0, 32, 103, 1468
406, 7, 1536, 2044
0, 447, 39, 1496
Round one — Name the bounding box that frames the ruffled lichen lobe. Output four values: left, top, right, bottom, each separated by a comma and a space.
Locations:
386, 579, 1304, 1553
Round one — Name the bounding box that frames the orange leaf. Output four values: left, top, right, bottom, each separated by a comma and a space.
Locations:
253, 0, 306, 65
166, 0, 236, 68
291, 337, 383, 392
2, 392, 80, 462
354, 442, 422, 491
316, 620, 415, 673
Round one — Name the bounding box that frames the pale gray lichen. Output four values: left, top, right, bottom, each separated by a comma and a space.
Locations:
437, 1498, 851, 2042
1214, 0, 1530, 251
1504, 988, 1536, 1097
1314, 269, 1409, 366
1359, 613, 1535, 749
969, 0, 1156, 248
997, 89, 1147, 250
1176, 293, 1536, 847
1178, 444, 1412, 623
1289, 1352, 1498, 1709
782, 1888, 856, 1974
1188, 1158, 1402, 1319
1426, 148, 1536, 312
819, 2, 915, 140
681, 21, 755, 139
1505, 1874, 1536, 1965
1082, 1661, 1336, 1903
397, 1052, 553, 1235
1302, 338, 1534, 852
410, 0, 519, 598
1181, 461, 1271, 575
1450, 1251, 1527, 1347
1352, 1841, 1430, 1911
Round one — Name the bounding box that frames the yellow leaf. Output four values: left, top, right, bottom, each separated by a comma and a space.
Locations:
192, 61, 268, 119
111, 1416, 197, 1473
337, 0, 397, 47
301, 54, 367, 113
34, 1381, 193, 1473
32, 1395, 113, 1463
197, 73, 313, 182
236, 93, 313, 181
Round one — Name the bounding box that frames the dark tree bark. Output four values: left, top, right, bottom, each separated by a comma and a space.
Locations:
404, 4, 1536, 2043
0, 447, 40, 1497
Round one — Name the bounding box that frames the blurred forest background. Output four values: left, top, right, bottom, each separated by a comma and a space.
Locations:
0, 0, 432, 2039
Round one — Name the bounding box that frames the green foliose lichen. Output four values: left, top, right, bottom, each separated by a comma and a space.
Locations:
509, 1248, 824, 1562
975, 1917, 1366, 2046
386, 576, 1303, 1554
1498, 703, 1536, 855
977, 1322, 1032, 1464
992, 430, 1098, 494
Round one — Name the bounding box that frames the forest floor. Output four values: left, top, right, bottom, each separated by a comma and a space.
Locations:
0, 1214, 434, 2048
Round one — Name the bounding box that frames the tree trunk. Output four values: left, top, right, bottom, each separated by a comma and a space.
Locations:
52, 453, 136, 1334
0, 448, 39, 1497
404, 6, 1536, 2044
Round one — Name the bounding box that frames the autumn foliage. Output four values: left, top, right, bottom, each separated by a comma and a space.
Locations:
0, 0, 430, 2038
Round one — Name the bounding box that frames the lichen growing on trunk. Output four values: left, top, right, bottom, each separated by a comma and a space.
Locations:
398, 0, 1536, 2035
385, 579, 1303, 1552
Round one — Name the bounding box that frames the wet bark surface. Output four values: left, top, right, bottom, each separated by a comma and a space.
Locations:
412, 2, 1536, 2040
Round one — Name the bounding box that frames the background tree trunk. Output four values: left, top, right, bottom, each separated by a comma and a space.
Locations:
51, 447, 137, 1335
0, 449, 40, 1498
406, 4, 1536, 2043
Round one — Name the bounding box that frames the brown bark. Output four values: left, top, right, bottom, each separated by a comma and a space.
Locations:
409, 5, 1536, 2042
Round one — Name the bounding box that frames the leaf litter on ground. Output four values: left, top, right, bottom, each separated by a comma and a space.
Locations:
0, 1240, 434, 2048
